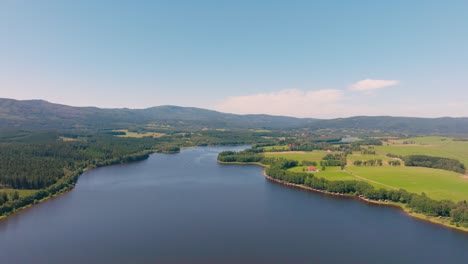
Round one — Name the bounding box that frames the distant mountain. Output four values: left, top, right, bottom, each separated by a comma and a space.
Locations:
1, 98, 467, 134
309, 116, 468, 135
0, 98, 314, 130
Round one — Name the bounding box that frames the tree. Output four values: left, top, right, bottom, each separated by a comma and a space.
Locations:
0, 192, 8, 205
12, 191, 20, 201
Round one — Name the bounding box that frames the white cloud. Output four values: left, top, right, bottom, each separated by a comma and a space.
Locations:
210, 87, 468, 118
212, 89, 344, 118
349, 79, 399, 92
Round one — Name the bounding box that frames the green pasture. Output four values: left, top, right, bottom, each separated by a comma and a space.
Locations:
346, 166, 468, 201
263, 145, 290, 151
289, 166, 357, 181
264, 142, 468, 201
377, 136, 468, 166
265, 151, 328, 162
115, 129, 165, 138
1, 189, 36, 198
347, 153, 393, 163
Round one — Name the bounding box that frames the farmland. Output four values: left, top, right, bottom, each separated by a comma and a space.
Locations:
345, 166, 467, 201
260, 136, 468, 202
265, 150, 328, 162
376, 136, 468, 166
114, 129, 165, 138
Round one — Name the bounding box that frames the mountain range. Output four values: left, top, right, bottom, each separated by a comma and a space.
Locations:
1, 98, 467, 135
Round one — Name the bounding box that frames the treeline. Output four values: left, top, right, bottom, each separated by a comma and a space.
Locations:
403, 155, 466, 174
218, 150, 263, 163
0, 135, 158, 189
0, 173, 79, 217
353, 159, 384, 166
0, 128, 282, 218
320, 153, 346, 169
388, 160, 401, 166
218, 149, 468, 227
266, 161, 467, 227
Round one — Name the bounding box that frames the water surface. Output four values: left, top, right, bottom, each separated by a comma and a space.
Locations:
0, 146, 467, 263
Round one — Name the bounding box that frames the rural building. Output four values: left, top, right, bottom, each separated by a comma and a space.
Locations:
307, 166, 319, 172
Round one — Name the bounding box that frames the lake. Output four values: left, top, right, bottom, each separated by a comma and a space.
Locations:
0, 146, 467, 263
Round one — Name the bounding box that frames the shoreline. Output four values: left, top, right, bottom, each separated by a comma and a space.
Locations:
0, 150, 156, 221
0, 185, 74, 220
219, 160, 468, 233
0, 145, 242, 221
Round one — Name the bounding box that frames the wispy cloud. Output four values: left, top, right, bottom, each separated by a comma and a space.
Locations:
213, 89, 343, 118
210, 84, 468, 118
349, 79, 399, 92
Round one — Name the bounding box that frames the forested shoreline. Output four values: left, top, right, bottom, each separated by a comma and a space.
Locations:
0, 130, 275, 219
218, 149, 468, 229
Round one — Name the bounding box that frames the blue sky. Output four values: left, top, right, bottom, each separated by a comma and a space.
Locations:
1, 0, 467, 118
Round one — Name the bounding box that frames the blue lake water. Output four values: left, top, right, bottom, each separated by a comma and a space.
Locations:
0, 146, 467, 263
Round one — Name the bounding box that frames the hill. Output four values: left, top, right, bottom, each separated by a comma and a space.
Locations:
1, 98, 468, 134
309, 116, 468, 135
0, 98, 313, 130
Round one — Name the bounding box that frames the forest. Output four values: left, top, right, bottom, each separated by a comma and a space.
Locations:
0, 129, 276, 218
402, 155, 466, 173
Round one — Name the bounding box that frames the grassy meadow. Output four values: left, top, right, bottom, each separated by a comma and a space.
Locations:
347, 153, 394, 164
114, 129, 165, 138
289, 166, 357, 181
265, 150, 328, 162
262, 145, 290, 151
346, 166, 468, 201
376, 136, 468, 166
263, 137, 468, 202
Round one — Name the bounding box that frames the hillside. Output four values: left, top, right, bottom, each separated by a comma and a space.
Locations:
0, 98, 313, 130
309, 116, 468, 135
1, 98, 468, 134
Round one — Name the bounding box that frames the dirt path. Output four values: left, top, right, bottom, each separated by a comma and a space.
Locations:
343, 169, 399, 190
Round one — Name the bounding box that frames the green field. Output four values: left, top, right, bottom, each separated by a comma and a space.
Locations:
289, 166, 357, 181
347, 153, 393, 164
265, 151, 328, 162
263, 145, 290, 151
115, 129, 165, 138
376, 136, 468, 166
265, 142, 468, 202
2, 189, 36, 198
346, 166, 468, 201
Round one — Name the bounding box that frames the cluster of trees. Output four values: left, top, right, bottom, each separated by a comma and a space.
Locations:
320, 153, 346, 169
351, 139, 383, 147
0, 191, 19, 206
218, 149, 468, 227
361, 149, 376, 155
301, 160, 318, 166
386, 153, 403, 159
403, 155, 466, 174
353, 159, 383, 166
266, 165, 306, 184
388, 160, 401, 166
451, 201, 468, 227
217, 150, 264, 163
0, 173, 78, 217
